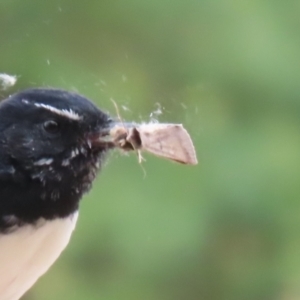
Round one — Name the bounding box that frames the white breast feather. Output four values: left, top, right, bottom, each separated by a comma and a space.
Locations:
0, 212, 78, 300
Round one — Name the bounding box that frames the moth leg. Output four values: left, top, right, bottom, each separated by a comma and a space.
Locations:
137, 150, 146, 164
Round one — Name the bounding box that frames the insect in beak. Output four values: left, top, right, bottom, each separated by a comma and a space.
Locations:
94, 121, 198, 165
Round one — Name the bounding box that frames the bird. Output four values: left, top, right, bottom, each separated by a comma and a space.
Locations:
0, 88, 117, 300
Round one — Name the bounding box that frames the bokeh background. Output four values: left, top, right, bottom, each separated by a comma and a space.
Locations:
1, 1, 300, 299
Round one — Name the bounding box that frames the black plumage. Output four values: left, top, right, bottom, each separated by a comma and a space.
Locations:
0, 88, 112, 229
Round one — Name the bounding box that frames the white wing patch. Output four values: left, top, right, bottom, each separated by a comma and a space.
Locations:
34, 103, 82, 121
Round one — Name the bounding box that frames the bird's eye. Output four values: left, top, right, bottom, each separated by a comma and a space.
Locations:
43, 120, 60, 134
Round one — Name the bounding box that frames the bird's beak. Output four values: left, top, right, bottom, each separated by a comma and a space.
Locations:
88, 122, 138, 151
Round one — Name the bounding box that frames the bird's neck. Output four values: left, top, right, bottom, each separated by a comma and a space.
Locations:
0, 151, 104, 231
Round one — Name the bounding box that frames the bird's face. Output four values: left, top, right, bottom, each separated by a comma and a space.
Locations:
0, 89, 113, 222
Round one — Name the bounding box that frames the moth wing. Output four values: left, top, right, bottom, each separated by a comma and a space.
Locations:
136, 124, 198, 165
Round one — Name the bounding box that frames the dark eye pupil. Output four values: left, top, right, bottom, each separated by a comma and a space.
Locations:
44, 120, 59, 133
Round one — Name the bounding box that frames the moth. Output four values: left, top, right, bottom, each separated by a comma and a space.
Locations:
99, 122, 198, 165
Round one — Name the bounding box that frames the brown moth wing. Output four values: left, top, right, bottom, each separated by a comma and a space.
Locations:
131, 124, 198, 165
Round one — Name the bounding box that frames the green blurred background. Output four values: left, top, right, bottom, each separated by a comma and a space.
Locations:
1, 0, 300, 299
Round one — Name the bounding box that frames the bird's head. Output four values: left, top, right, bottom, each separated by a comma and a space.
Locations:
0, 88, 115, 221
0, 88, 112, 168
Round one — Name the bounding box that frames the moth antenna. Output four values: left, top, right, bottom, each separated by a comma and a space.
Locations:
110, 98, 125, 128
140, 162, 147, 178
137, 150, 146, 164
137, 151, 147, 178
137, 150, 147, 177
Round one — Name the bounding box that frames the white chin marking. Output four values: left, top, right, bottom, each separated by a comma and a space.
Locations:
34, 158, 54, 166
0, 212, 78, 300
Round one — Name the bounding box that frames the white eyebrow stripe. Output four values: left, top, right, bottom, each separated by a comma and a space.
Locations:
34, 103, 82, 121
